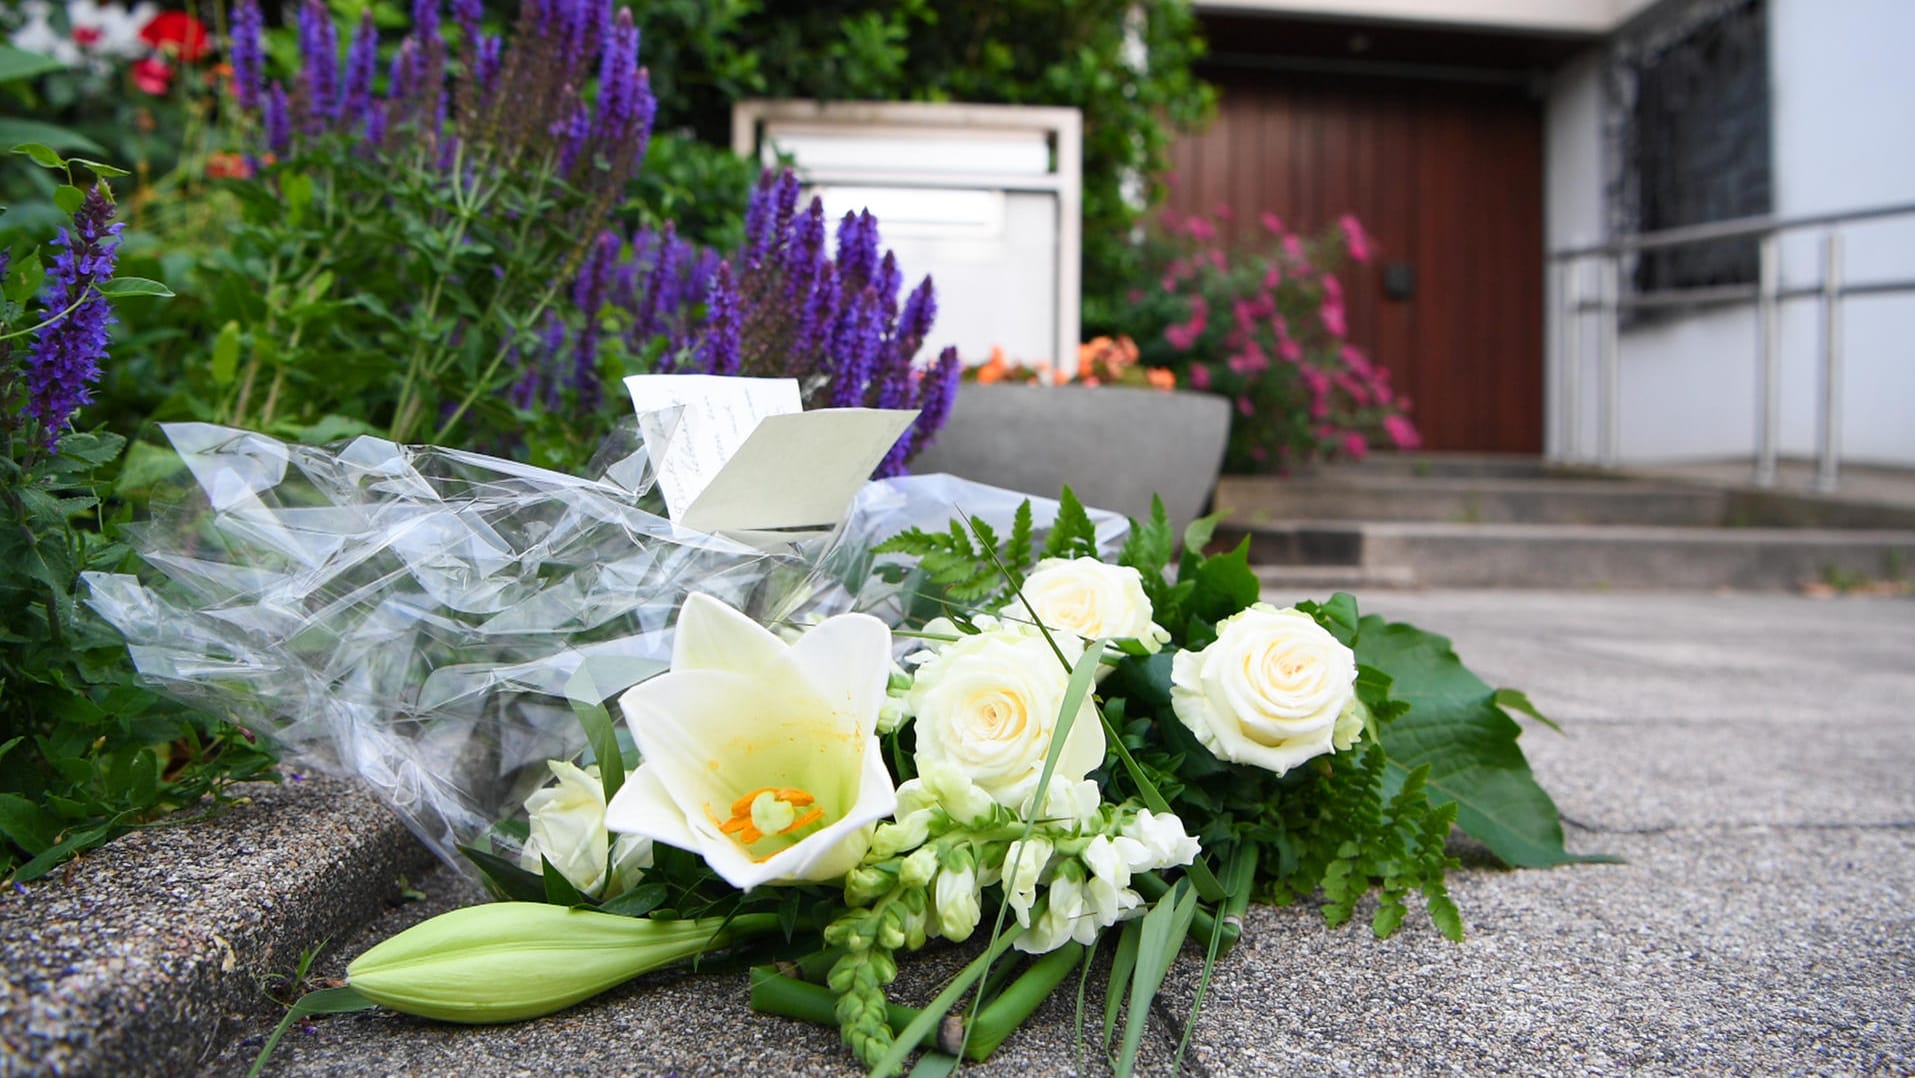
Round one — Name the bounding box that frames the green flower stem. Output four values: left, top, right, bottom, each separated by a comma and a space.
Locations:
959, 941, 1086, 1061
0, 285, 100, 343
870, 922, 1026, 1078
748, 966, 934, 1046
1133, 871, 1238, 954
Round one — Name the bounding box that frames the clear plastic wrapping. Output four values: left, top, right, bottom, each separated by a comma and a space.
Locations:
85, 421, 1126, 873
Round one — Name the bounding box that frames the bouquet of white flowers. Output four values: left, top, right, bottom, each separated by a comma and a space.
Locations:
222, 486, 1582, 1075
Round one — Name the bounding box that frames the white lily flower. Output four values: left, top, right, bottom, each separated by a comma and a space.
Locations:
603, 593, 897, 891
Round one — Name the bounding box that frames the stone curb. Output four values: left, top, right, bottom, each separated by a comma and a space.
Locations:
0, 775, 433, 1077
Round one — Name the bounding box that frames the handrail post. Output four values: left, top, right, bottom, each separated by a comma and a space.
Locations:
1598, 255, 1620, 469
1753, 234, 1780, 488
1560, 260, 1581, 463
1815, 231, 1844, 493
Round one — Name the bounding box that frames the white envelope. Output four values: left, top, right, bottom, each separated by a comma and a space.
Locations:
624, 374, 916, 536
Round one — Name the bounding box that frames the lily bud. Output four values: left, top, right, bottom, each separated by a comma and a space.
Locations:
347, 903, 732, 1023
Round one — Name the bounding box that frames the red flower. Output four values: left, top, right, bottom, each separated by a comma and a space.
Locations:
133, 56, 173, 95
72, 26, 104, 46
140, 11, 210, 62
205, 152, 253, 180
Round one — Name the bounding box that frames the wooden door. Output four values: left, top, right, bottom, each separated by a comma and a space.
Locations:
1165, 72, 1545, 453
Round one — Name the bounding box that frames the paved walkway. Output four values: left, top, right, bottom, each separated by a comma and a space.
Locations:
179, 590, 1915, 1074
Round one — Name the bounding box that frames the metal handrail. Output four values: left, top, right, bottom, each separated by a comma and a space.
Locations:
1545, 200, 1915, 492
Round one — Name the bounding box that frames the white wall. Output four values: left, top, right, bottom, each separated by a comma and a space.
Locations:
1197, 0, 1658, 34
1544, 0, 1915, 469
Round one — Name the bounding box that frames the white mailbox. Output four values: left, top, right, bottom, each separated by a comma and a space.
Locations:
732, 100, 1082, 377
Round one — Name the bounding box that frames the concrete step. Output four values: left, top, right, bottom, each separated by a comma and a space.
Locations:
1216, 475, 1729, 527
1253, 564, 1420, 597
1287, 451, 1554, 480
1218, 519, 1915, 590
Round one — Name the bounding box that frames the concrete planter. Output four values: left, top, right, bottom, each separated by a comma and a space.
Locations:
910, 383, 1232, 531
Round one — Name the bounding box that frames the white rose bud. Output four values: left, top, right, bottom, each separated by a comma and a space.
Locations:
519, 761, 618, 898
906, 625, 1105, 809
1170, 604, 1359, 776
1010, 557, 1171, 653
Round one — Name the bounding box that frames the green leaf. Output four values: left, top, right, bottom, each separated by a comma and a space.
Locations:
282, 172, 315, 225
1355, 616, 1612, 868
96, 276, 175, 298
0, 792, 53, 852
67, 158, 130, 178
13, 825, 111, 882
1041, 486, 1098, 559
10, 142, 65, 170
210, 321, 241, 386
1102, 918, 1141, 1052
596, 881, 667, 918
1117, 495, 1174, 578
541, 856, 589, 907
0, 45, 67, 83
1494, 687, 1563, 734
52, 185, 84, 216
4, 247, 43, 305
457, 843, 547, 903
0, 119, 103, 155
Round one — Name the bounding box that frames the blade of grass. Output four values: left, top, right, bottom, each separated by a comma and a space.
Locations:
1103, 919, 1142, 1054
1116, 881, 1199, 1078
248, 986, 377, 1078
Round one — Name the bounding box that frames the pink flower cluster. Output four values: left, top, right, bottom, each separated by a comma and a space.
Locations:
1138, 206, 1418, 469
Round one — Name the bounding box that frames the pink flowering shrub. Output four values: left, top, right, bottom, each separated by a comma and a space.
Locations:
1105, 206, 1419, 472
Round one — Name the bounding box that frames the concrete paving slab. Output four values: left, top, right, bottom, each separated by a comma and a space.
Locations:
1166, 826, 1913, 1076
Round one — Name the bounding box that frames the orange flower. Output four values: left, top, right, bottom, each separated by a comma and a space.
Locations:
975, 345, 1009, 384
205, 152, 252, 180
1146, 368, 1177, 392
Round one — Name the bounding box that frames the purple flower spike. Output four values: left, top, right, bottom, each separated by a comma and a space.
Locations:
783, 197, 827, 302
874, 250, 902, 321
695, 262, 741, 376
906, 346, 962, 458
553, 90, 590, 176
570, 230, 619, 408
474, 34, 503, 103
572, 0, 612, 76
231, 0, 265, 112
297, 0, 339, 125
896, 276, 937, 354
836, 209, 879, 292
829, 286, 882, 408
452, 0, 483, 50
387, 39, 419, 115
264, 81, 292, 154
743, 169, 776, 265
362, 101, 388, 150
590, 10, 641, 146
25, 188, 121, 442
341, 11, 378, 130
637, 222, 680, 340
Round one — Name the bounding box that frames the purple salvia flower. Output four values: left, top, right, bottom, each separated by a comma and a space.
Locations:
388, 38, 419, 114
264, 81, 292, 155
553, 91, 590, 176
783, 197, 827, 302
24, 189, 121, 441
835, 210, 879, 293
475, 34, 503, 103
362, 101, 388, 150
637, 223, 679, 340
896, 277, 937, 354
570, 0, 611, 76
694, 262, 741, 377
297, 0, 339, 125
413, 0, 443, 53
570, 230, 619, 408
796, 262, 838, 376
231, 0, 265, 112
452, 0, 483, 49
590, 10, 640, 146
341, 11, 378, 130
743, 170, 776, 265
769, 169, 801, 259
901, 346, 962, 466
829, 286, 882, 407
538, 314, 568, 410
874, 251, 902, 322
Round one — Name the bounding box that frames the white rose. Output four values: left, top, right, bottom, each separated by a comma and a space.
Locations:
906, 624, 1105, 808
1010, 557, 1171, 653
520, 760, 626, 898
1170, 605, 1358, 776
